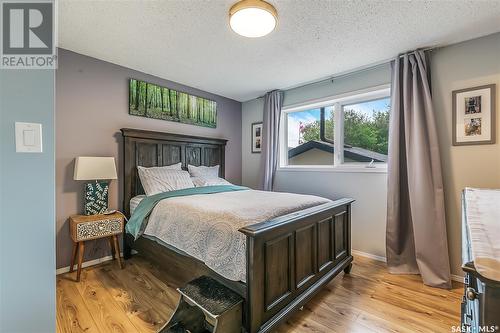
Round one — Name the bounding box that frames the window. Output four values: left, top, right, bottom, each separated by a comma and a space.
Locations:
280, 86, 390, 170
342, 98, 390, 163
286, 107, 334, 166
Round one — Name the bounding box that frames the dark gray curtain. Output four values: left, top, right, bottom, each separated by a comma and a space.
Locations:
386, 51, 451, 288
260, 90, 284, 191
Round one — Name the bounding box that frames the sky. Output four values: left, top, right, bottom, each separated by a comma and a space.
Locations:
288, 108, 322, 148
345, 98, 390, 119
287, 98, 390, 148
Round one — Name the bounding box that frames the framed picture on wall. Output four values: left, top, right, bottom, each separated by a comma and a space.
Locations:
251, 122, 263, 153
452, 84, 496, 146
129, 79, 217, 128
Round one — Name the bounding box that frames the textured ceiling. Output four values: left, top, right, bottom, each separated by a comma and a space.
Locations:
59, 0, 500, 102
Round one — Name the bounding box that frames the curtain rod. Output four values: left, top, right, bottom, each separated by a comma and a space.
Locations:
257, 47, 434, 99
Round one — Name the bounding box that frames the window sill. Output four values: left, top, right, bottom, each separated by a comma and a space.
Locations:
277, 165, 388, 174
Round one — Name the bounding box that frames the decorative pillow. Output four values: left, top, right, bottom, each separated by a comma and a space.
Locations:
137, 166, 194, 195
191, 176, 232, 187
187, 164, 220, 178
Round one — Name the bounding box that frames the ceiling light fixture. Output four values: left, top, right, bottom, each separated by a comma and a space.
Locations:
229, 0, 277, 38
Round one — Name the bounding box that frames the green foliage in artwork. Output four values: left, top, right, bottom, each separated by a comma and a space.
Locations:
129, 79, 217, 128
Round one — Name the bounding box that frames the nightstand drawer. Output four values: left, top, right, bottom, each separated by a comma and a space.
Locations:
70, 213, 124, 242
75, 218, 122, 241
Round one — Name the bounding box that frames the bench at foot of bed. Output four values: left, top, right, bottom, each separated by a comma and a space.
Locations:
160, 276, 244, 333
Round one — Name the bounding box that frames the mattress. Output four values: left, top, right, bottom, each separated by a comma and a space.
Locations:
133, 189, 330, 281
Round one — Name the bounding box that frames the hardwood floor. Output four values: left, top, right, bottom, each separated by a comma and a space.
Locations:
56, 255, 463, 333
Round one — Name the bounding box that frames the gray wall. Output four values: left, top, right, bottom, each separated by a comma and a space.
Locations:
0, 70, 56, 332
242, 65, 391, 259
242, 32, 500, 277
431, 32, 500, 278
56, 49, 242, 269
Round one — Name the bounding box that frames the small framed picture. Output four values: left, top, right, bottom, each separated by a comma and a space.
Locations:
452, 84, 496, 146
251, 122, 263, 153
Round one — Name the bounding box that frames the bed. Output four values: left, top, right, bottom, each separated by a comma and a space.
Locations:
121, 128, 354, 333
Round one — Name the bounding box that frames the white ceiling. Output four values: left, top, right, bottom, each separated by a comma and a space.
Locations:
59, 0, 500, 102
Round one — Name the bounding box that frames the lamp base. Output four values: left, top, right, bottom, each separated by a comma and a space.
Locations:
84, 181, 110, 215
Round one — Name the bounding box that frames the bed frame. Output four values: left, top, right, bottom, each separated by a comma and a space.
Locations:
121, 128, 354, 333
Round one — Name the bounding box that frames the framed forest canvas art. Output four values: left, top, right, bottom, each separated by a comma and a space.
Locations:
129, 79, 217, 128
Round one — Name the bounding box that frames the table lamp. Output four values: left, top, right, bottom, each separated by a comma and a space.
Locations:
74, 156, 117, 215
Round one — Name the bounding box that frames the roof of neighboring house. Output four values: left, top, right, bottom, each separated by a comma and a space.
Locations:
288, 140, 388, 163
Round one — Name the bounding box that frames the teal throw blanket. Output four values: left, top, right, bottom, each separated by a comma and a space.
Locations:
126, 185, 248, 239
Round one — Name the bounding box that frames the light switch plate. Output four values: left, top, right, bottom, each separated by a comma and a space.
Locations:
15, 122, 42, 153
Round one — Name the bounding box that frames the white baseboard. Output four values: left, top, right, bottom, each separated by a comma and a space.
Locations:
352, 249, 387, 262
57, 248, 465, 284
56, 250, 137, 275
56, 254, 120, 275
351, 249, 464, 283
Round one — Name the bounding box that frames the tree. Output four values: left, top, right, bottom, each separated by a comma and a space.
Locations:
343, 109, 377, 150
170, 90, 177, 118
300, 107, 389, 155
144, 83, 149, 115
371, 109, 389, 154
300, 110, 334, 143
164, 88, 170, 114
302, 121, 320, 142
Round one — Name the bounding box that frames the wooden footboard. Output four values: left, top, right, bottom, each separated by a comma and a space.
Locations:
240, 198, 354, 333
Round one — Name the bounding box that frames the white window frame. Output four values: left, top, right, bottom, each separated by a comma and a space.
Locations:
279, 84, 390, 173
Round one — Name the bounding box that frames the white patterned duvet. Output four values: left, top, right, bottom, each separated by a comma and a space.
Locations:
141, 189, 330, 282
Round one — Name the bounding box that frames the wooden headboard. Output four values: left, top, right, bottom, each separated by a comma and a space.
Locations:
121, 128, 227, 216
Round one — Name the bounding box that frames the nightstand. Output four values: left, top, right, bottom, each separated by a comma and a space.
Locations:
69, 212, 125, 281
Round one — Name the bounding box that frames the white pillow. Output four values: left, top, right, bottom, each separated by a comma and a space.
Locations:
188, 164, 219, 178
137, 166, 194, 195
191, 176, 232, 187
139, 162, 182, 171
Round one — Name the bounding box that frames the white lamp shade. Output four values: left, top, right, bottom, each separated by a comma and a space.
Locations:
74, 157, 117, 181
